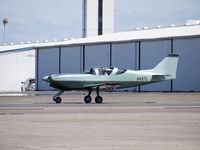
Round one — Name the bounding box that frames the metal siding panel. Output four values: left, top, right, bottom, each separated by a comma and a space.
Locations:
112, 43, 136, 70
85, 44, 110, 70
0, 50, 35, 92
61, 47, 81, 73
141, 40, 171, 91
112, 43, 137, 91
38, 48, 59, 90
174, 38, 200, 91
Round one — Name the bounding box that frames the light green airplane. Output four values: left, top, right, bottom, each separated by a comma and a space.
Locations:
43, 54, 179, 104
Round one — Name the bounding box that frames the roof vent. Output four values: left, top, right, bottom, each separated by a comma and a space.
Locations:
135, 27, 141, 30
63, 38, 67, 41
44, 40, 48, 43
184, 23, 190, 26
156, 25, 161, 28
34, 40, 39, 43
143, 27, 148, 30
186, 20, 200, 25
26, 41, 31, 44
53, 39, 57, 42
170, 24, 175, 27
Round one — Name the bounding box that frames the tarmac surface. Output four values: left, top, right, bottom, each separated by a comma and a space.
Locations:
0, 91, 200, 150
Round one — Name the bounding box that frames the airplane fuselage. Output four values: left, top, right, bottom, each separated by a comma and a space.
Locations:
43, 54, 179, 103
45, 69, 165, 90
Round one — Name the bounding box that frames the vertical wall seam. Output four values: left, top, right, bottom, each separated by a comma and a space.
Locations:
59, 47, 61, 74
36, 48, 39, 91
83, 45, 85, 72
135, 42, 137, 70
138, 41, 141, 92
171, 39, 174, 92
110, 43, 112, 67
80, 46, 82, 73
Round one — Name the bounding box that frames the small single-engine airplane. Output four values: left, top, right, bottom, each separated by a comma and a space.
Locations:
43, 53, 179, 104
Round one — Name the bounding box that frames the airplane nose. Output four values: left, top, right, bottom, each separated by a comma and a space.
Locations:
43, 75, 50, 82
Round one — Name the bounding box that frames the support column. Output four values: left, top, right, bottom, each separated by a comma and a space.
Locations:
170, 39, 174, 92
110, 43, 112, 67
83, 45, 85, 72
138, 41, 141, 92
36, 48, 39, 91
59, 47, 61, 74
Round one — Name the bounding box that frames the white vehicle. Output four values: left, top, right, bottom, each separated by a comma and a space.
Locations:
21, 77, 35, 92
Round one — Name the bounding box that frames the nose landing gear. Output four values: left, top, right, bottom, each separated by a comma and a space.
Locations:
53, 90, 64, 103
54, 97, 62, 103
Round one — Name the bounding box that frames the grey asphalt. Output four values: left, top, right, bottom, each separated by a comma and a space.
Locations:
0, 92, 200, 150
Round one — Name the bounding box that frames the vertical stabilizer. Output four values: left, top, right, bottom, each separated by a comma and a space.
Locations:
152, 54, 179, 79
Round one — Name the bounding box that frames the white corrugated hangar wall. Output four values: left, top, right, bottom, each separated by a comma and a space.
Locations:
35, 36, 200, 92
0, 49, 35, 92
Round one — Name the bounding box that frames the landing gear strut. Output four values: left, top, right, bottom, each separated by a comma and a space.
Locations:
53, 90, 64, 103
84, 88, 92, 103
95, 86, 103, 103
84, 87, 103, 104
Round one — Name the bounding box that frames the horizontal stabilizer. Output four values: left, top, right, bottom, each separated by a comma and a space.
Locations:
151, 75, 168, 81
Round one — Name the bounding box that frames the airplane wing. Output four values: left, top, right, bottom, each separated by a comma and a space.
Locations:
83, 82, 121, 90
83, 83, 105, 88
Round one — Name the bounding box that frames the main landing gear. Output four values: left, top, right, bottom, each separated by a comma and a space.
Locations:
84, 87, 103, 104
53, 87, 103, 104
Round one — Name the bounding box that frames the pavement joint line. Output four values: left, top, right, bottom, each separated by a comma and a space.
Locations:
1, 103, 200, 108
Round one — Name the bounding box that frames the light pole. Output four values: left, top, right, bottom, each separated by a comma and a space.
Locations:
3, 18, 9, 44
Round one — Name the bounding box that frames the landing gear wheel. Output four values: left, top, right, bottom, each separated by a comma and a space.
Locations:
84, 95, 92, 103
54, 97, 62, 103
95, 96, 103, 104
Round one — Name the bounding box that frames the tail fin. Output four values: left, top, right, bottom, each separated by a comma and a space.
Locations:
152, 54, 179, 80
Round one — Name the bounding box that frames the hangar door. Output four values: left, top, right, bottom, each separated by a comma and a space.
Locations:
61, 46, 81, 73
174, 38, 200, 91
112, 43, 137, 70
140, 40, 171, 91
37, 48, 59, 90
85, 44, 110, 71
112, 43, 137, 91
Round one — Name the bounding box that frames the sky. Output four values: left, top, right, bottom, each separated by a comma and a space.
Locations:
0, 0, 200, 44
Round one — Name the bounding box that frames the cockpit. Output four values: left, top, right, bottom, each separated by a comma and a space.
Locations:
84, 67, 127, 76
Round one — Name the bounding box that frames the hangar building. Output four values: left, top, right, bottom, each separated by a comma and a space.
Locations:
0, 24, 200, 92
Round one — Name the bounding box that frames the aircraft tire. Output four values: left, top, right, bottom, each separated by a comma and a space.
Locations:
95, 96, 103, 104
54, 97, 62, 103
84, 96, 92, 103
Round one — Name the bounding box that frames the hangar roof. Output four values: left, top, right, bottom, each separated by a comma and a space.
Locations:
1, 24, 200, 53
